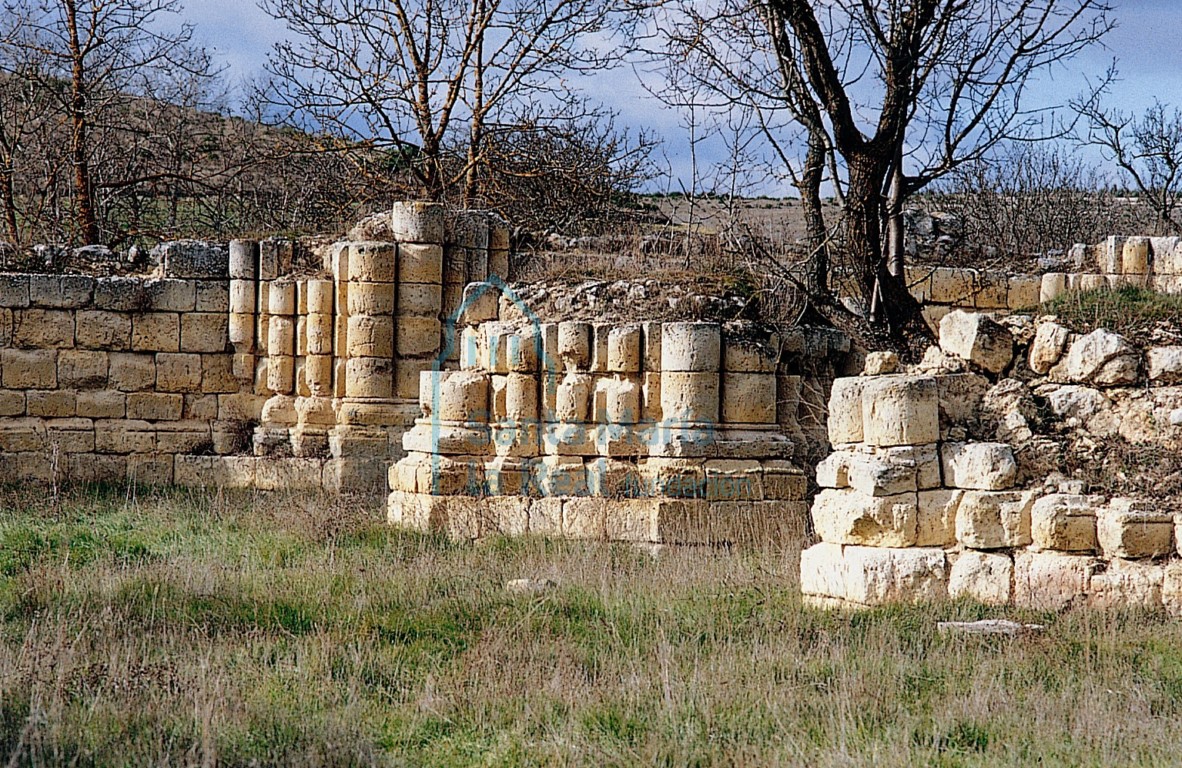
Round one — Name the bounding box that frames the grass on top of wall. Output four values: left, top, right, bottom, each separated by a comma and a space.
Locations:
1, 483, 1182, 766
1040, 286, 1182, 335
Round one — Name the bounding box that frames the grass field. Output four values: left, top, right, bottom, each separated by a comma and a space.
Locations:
1, 484, 1181, 766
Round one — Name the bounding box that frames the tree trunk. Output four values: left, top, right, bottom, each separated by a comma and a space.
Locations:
0, 163, 18, 245
65, 0, 100, 245
886, 146, 905, 278
800, 131, 828, 295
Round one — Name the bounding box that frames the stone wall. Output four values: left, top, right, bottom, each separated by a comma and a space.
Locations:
387, 312, 846, 553
0, 203, 508, 492
905, 236, 1182, 331
801, 310, 1182, 613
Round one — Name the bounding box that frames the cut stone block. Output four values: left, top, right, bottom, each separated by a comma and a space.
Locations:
660, 371, 720, 424
803, 544, 948, 607
1050, 329, 1139, 387
1031, 493, 1099, 553
1097, 498, 1173, 560
949, 551, 1013, 605
1088, 559, 1163, 610
556, 322, 591, 370
391, 201, 445, 243
1029, 322, 1070, 375
846, 454, 918, 498
827, 378, 865, 445
721, 372, 775, 424
1147, 347, 1182, 384
660, 322, 721, 372
955, 490, 1035, 549
1013, 551, 1095, 610
860, 375, 939, 447
916, 488, 961, 547
938, 311, 1014, 374
419, 370, 489, 422
940, 442, 1017, 491
607, 325, 642, 373
877, 444, 941, 490
812, 488, 918, 547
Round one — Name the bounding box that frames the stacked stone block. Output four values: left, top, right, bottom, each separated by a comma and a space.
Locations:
389, 315, 811, 552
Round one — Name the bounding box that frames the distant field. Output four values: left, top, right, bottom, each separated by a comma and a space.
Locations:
1, 484, 1180, 766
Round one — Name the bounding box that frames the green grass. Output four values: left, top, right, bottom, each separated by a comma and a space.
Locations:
1040, 286, 1182, 335
1, 484, 1182, 765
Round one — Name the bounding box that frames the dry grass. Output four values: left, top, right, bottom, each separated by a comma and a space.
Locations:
2, 484, 1182, 766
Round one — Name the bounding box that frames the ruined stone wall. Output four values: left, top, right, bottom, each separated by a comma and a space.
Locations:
0, 203, 508, 492
905, 235, 1182, 330
801, 310, 1182, 613
388, 290, 850, 553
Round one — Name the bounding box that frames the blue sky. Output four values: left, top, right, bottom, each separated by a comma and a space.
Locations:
181, 0, 1178, 196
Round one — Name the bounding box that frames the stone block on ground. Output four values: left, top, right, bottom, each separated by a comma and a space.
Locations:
940, 441, 1017, 491
1031, 493, 1100, 553
1013, 551, 1095, 610
859, 375, 939, 447
949, 551, 1013, 605
938, 311, 1014, 374
811, 488, 918, 547
1097, 498, 1174, 560
955, 490, 1035, 550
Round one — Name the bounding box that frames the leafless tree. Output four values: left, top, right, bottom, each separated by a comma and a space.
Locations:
258, 0, 640, 207
659, 0, 1113, 340
1077, 96, 1182, 236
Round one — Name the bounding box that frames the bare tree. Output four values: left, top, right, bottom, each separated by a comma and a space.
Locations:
0, 0, 210, 244
259, 0, 639, 206
1078, 96, 1182, 236
660, 0, 1112, 340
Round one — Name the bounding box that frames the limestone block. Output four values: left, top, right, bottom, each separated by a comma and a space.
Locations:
562, 497, 653, 541
762, 461, 807, 500
107, 353, 155, 391
26, 275, 91, 309
392, 202, 445, 243
554, 372, 593, 423
396, 243, 444, 286
1007, 274, 1042, 310
1050, 329, 1139, 386
394, 358, 431, 399
541, 421, 598, 456
940, 442, 1017, 490
217, 393, 264, 423
126, 392, 182, 421
812, 488, 918, 547
535, 455, 587, 496
1039, 272, 1068, 304
175, 455, 256, 488
56, 350, 108, 389
346, 281, 395, 316
344, 357, 393, 399
0, 389, 24, 416
346, 315, 395, 358
509, 328, 541, 373
938, 311, 1014, 374
154, 421, 214, 453
0, 274, 30, 307
588, 324, 611, 373
860, 376, 939, 447
131, 313, 179, 353
642, 371, 661, 422
443, 247, 469, 284
704, 459, 763, 501
1164, 563, 1182, 616
154, 353, 201, 393
607, 325, 642, 373
75, 310, 130, 350
1031, 493, 1099, 553
955, 490, 1035, 549
949, 551, 1013, 605
12, 308, 75, 348
265, 281, 295, 316
584, 457, 640, 497
459, 282, 499, 325
827, 377, 864, 444
723, 337, 779, 374
228, 312, 255, 350
879, 444, 941, 489
346, 242, 397, 282
229, 280, 256, 316
0, 419, 45, 451
488, 248, 510, 281
228, 240, 259, 280
1089, 559, 1164, 610
641, 321, 662, 373
800, 542, 849, 603
721, 372, 776, 424
1147, 347, 1182, 383
1122, 236, 1150, 275
27, 391, 76, 418
184, 393, 218, 420
846, 454, 918, 497
143, 278, 195, 312
914, 489, 958, 547
1013, 551, 1095, 610
301, 313, 331, 357
264, 316, 294, 358
556, 322, 591, 370
603, 376, 641, 425
816, 451, 852, 489
660, 371, 720, 424
637, 457, 705, 498
398, 283, 441, 318
159, 240, 228, 279
418, 370, 488, 422
1079, 273, 1105, 291
481, 324, 516, 373
2, 349, 57, 389
1155, 275, 1182, 294
1096, 498, 1173, 559
862, 351, 899, 376
661, 322, 721, 372
1029, 322, 1070, 375
497, 373, 537, 423
845, 546, 949, 607
396, 316, 442, 357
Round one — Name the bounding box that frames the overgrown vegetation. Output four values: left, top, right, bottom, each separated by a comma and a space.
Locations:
1040, 286, 1182, 336
3, 484, 1182, 765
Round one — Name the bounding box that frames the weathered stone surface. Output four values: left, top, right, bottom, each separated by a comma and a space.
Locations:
860, 375, 939, 447
949, 551, 1013, 605
1045, 385, 1108, 424
391, 201, 445, 243
938, 311, 1014, 374
800, 543, 948, 607
815, 450, 852, 489
812, 488, 918, 547
845, 454, 918, 497
940, 442, 1017, 491
1013, 551, 1095, 610
916, 489, 960, 547
1096, 498, 1174, 560
1050, 329, 1139, 387
661, 322, 721, 372
157, 240, 228, 279
1088, 559, 1163, 610
862, 351, 899, 376
1031, 493, 1099, 553
955, 490, 1035, 550
1029, 322, 1070, 375
1147, 347, 1182, 383
827, 378, 864, 444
